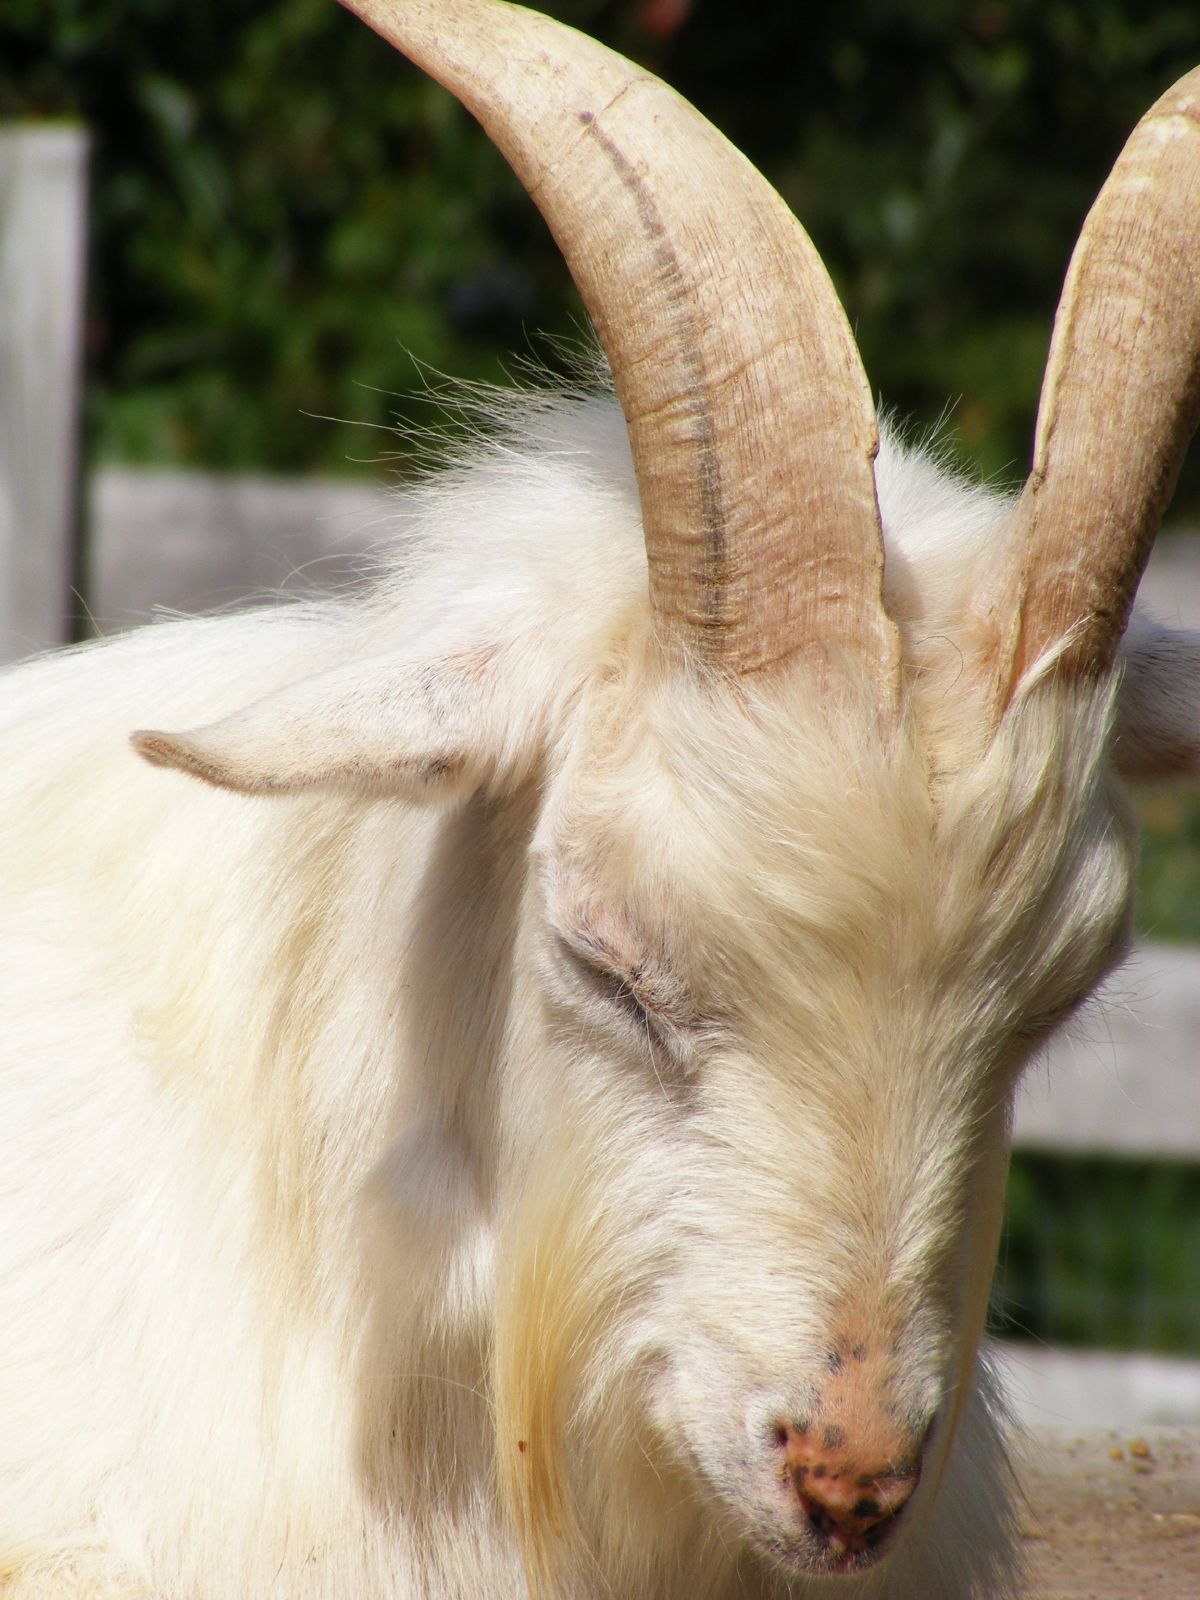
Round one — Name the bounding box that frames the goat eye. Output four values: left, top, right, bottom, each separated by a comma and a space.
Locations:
556, 934, 653, 1029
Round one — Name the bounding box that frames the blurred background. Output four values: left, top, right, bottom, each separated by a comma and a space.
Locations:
5, 0, 1200, 486
2, 0, 1199, 1424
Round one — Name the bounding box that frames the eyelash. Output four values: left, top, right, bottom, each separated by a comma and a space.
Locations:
557, 936, 655, 1030
553, 934, 709, 1070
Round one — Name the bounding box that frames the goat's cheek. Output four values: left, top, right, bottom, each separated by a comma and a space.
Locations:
649, 1344, 767, 1496
665, 1378, 826, 1562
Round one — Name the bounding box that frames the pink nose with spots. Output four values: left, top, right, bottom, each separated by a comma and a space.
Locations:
776, 1416, 922, 1556
772, 1339, 927, 1560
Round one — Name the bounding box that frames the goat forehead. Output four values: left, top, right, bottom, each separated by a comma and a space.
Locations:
540, 672, 1133, 1039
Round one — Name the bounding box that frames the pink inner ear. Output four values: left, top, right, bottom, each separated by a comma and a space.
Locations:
1114, 622, 1200, 779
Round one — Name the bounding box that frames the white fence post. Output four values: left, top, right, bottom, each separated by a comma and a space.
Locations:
0, 124, 89, 664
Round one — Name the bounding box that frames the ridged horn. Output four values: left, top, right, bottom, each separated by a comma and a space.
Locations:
340, 0, 899, 692
991, 66, 1200, 698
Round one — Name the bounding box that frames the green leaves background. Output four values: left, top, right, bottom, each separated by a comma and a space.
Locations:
6, 0, 1199, 497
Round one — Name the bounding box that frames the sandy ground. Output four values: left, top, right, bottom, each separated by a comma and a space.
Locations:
1020, 1428, 1200, 1599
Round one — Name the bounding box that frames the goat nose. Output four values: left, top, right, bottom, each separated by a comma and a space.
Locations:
777, 1422, 921, 1554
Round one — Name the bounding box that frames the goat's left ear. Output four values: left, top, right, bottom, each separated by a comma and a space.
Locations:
1113, 615, 1200, 778
131, 638, 544, 802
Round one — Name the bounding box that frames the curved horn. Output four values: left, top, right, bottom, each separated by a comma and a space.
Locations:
991, 67, 1200, 697
340, 0, 899, 692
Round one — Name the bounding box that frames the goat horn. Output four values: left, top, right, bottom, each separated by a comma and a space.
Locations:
990, 66, 1200, 697
340, 0, 900, 692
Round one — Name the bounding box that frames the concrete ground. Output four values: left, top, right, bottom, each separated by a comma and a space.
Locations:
1022, 1428, 1200, 1600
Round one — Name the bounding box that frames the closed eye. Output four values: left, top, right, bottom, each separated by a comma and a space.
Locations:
551, 930, 708, 1071
555, 932, 655, 1030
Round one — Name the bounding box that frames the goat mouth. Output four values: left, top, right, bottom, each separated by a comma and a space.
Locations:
815, 1518, 897, 1575
755, 1505, 901, 1579
751, 1527, 894, 1581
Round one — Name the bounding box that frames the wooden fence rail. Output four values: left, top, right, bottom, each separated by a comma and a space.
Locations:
0, 124, 88, 665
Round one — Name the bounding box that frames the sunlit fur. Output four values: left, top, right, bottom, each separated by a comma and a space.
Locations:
490, 634, 1131, 1599
0, 389, 1185, 1599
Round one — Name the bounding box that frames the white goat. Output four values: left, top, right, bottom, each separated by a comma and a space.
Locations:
1, 3, 1198, 1596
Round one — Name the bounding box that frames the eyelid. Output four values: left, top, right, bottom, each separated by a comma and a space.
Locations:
554, 929, 699, 1038
556, 931, 650, 1018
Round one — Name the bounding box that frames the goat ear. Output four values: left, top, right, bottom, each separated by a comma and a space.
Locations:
131, 641, 528, 801
1113, 616, 1200, 778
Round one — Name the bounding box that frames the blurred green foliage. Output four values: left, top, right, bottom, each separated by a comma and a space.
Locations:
996, 1152, 1200, 1354
4, 0, 1200, 492
1135, 787, 1200, 944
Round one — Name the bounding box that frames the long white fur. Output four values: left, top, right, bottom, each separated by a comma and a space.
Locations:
0, 390, 1196, 1599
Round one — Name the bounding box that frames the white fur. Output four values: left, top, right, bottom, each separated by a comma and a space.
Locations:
0, 395, 1195, 1598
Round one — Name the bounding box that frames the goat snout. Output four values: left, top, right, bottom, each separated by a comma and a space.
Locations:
773, 1412, 924, 1561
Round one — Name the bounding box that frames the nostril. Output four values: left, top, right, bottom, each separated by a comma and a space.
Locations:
792, 1469, 918, 1557
773, 1417, 923, 1552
